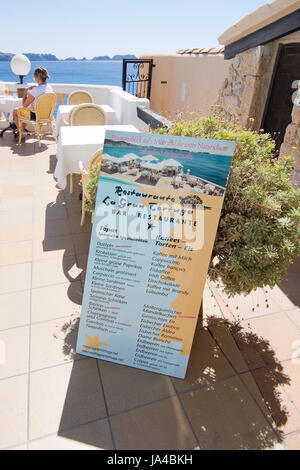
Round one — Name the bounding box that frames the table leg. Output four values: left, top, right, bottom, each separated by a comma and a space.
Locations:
0, 122, 15, 137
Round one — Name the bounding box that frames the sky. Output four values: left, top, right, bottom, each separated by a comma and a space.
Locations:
1, 0, 268, 59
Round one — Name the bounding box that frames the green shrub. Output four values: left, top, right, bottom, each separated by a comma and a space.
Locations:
85, 162, 101, 213
155, 116, 300, 296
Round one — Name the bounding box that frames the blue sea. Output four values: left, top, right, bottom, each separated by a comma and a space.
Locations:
0, 60, 122, 86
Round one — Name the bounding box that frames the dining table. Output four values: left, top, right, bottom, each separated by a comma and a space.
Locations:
0, 95, 23, 120
54, 124, 139, 189
53, 104, 118, 139
0, 95, 23, 136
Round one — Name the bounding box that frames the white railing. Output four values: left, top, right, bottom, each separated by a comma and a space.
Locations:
1, 82, 150, 131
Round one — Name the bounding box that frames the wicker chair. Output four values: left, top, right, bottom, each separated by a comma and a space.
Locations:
64, 106, 77, 127
65, 106, 80, 193
79, 151, 102, 226
67, 90, 93, 105
17, 93, 57, 145
70, 103, 106, 126
68, 104, 106, 193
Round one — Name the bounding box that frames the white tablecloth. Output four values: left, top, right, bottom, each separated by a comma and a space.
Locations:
54, 124, 139, 189
0, 95, 23, 122
53, 104, 118, 139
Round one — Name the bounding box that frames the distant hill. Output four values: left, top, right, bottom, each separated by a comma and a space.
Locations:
112, 54, 137, 60
23, 53, 58, 61
0, 52, 58, 61
0, 52, 137, 62
93, 56, 111, 61
0, 52, 13, 62
93, 54, 137, 61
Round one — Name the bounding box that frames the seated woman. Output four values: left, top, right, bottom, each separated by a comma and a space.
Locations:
13, 67, 53, 137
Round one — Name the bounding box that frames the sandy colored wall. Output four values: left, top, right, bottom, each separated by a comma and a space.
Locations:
140, 54, 231, 120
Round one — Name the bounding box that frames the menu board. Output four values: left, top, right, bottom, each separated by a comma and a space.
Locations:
76, 131, 235, 379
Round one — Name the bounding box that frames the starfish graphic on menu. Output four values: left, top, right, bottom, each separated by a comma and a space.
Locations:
83, 333, 110, 355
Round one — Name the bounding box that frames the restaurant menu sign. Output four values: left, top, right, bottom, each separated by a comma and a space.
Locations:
76, 131, 235, 378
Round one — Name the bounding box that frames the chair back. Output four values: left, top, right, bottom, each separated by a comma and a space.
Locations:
68, 90, 93, 105
66, 106, 77, 125
70, 104, 106, 126
34, 93, 57, 122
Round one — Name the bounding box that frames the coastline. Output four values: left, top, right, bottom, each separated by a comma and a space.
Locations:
0, 54, 137, 62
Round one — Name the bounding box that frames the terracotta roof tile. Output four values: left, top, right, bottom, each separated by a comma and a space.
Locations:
176, 47, 224, 55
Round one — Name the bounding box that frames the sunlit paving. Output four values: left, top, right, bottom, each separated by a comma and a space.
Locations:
0, 0, 300, 454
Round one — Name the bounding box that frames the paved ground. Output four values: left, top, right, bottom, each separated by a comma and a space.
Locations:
0, 132, 299, 450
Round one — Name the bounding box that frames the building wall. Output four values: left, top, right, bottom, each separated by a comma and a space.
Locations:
219, 0, 300, 46
280, 100, 300, 185
140, 54, 231, 120
217, 30, 300, 130
218, 30, 300, 183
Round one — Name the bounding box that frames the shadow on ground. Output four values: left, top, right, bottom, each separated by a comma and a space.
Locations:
279, 257, 300, 308
40, 161, 89, 306
207, 317, 290, 433
55, 312, 290, 450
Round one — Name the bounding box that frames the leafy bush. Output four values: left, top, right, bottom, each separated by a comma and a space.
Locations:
155, 116, 300, 296
85, 162, 101, 213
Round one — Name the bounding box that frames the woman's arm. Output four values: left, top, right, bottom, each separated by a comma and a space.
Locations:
22, 86, 35, 103
22, 93, 35, 108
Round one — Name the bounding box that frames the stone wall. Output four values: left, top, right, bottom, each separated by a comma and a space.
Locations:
280, 103, 300, 185
217, 31, 300, 131
217, 44, 277, 129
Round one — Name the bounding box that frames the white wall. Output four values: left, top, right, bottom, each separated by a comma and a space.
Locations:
109, 88, 149, 130
1, 82, 150, 130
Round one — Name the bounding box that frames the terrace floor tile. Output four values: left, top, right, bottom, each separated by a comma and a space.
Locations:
0, 223, 33, 244
29, 360, 106, 441
209, 323, 252, 372
250, 366, 300, 436
181, 376, 280, 450
30, 316, 80, 371
0, 375, 28, 449
32, 255, 80, 288
31, 281, 82, 324
0, 326, 29, 379
0, 240, 32, 266
0, 263, 31, 294
110, 396, 198, 450
99, 360, 176, 415
285, 309, 300, 329
28, 419, 113, 450
239, 313, 300, 365
32, 235, 74, 261
0, 290, 30, 330
284, 432, 300, 450
171, 328, 236, 393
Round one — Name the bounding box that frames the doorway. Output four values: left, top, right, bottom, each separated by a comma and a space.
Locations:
262, 43, 300, 150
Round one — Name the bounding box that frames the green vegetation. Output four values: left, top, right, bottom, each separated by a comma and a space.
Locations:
85, 162, 102, 213
155, 116, 300, 296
